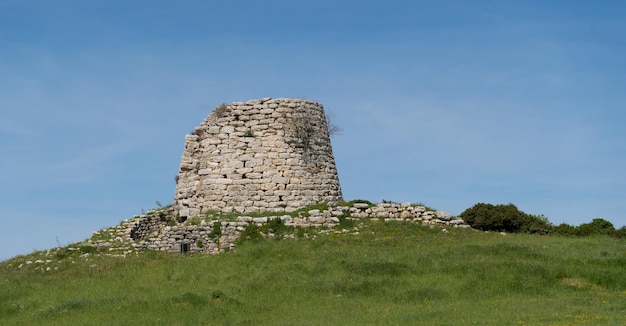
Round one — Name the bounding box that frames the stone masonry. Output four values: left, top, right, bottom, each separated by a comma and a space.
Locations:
174, 98, 343, 218
88, 202, 468, 256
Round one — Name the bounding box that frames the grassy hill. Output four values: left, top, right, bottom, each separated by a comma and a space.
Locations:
2, 219, 625, 325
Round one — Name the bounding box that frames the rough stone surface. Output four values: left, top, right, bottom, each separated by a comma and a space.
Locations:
62, 98, 473, 259
94, 202, 469, 255
173, 98, 342, 218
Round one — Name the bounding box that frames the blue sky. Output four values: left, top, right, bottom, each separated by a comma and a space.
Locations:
1, 0, 625, 260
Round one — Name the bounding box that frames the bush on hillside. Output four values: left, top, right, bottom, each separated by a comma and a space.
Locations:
551, 219, 625, 238
459, 203, 551, 234
575, 218, 615, 236
612, 226, 626, 238
552, 223, 577, 236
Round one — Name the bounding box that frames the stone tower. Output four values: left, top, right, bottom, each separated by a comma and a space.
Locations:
174, 98, 342, 218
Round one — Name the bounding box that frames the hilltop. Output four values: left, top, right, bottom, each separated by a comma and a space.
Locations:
2, 214, 625, 325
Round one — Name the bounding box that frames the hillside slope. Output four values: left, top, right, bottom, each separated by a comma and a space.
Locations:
2, 220, 625, 325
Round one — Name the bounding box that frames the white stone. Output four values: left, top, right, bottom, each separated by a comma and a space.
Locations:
308, 216, 325, 224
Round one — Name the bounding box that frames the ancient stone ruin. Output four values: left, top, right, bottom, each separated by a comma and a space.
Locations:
91, 201, 468, 255
76, 98, 468, 256
173, 98, 343, 219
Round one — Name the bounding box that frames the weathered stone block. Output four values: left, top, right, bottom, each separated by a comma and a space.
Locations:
353, 203, 369, 209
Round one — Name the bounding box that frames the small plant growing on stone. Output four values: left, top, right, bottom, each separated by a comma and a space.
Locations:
236, 223, 262, 244
187, 217, 201, 226
212, 103, 229, 118
243, 129, 254, 137
192, 128, 204, 137
325, 110, 342, 137
79, 246, 98, 254
262, 218, 291, 239
294, 226, 308, 238
290, 111, 314, 148
337, 215, 356, 229
208, 221, 222, 239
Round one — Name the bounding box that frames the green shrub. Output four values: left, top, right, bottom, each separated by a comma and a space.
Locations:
261, 218, 291, 239
459, 203, 551, 234
79, 246, 98, 254
208, 222, 222, 239
574, 218, 615, 236
611, 226, 626, 238
54, 248, 72, 259
236, 223, 263, 244
552, 223, 576, 236
294, 226, 312, 238
521, 213, 552, 235
337, 215, 356, 229
552, 219, 623, 237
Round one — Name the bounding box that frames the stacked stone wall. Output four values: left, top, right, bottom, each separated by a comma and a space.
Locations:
174, 98, 342, 218
97, 203, 468, 255
82, 98, 471, 256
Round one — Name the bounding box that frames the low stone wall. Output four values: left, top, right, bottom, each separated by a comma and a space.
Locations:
94, 202, 469, 255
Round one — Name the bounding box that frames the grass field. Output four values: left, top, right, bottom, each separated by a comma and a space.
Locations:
2, 220, 625, 325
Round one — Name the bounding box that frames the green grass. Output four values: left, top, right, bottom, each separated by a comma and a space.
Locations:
190, 203, 331, 224
2, 220, 625, 325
